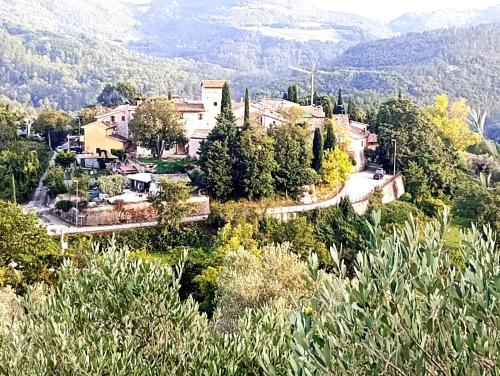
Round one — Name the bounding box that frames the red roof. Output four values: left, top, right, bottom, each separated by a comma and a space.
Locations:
175, 102, 205, 113
201, 80, 226, 89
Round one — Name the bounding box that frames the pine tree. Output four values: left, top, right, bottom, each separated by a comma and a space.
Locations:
312, 128, 323, 174
244, 88, 251, 129
324, 122, 336, 151
220, 82, 234, 121
334, 89, 345, 115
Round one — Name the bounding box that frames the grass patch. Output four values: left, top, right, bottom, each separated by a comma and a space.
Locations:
139, 158, 190, 174
443, 216, 471, 250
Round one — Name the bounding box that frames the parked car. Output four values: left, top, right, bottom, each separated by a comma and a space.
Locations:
373, 168, 385, 180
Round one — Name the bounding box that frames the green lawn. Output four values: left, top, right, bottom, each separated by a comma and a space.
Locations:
443, 216, 471, 250
139, 158, 190, 174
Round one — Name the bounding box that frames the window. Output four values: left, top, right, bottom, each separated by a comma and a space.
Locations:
121, 116, 126, 121
214, 102, 218, 107
198, 113, 203, 120
111, 116, 115, 122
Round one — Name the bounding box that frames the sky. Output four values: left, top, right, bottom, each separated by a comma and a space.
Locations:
315, 0, 500, 21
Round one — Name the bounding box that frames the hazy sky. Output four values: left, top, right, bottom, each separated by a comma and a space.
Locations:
316, 0, 500, 21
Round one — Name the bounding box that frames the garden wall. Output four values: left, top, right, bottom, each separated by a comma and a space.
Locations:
56, 196, 210, 227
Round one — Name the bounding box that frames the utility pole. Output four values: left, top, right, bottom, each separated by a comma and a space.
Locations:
75, 179, 79, 227
392, 139, 397, 176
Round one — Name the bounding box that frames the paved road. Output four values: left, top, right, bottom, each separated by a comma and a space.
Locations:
342, 169, 389, 202
23, 152, 56, 213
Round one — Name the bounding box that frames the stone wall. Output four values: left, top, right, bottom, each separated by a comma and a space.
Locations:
267, 174, 405, 220
55, 196, 210, 227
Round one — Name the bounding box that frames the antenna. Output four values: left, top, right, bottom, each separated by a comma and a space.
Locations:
289, 65, 331, 105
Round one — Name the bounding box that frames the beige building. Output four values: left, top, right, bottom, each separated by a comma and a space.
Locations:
82, 121, 131, 159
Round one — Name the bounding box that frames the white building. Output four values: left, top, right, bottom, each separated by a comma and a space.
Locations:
95, 104, 137, 139
201, 80, 225, 128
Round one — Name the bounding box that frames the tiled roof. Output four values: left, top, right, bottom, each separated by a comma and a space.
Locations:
201, 80, 226, 89
174, 101, 205, 113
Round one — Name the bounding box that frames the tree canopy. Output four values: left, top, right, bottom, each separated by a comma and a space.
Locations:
129, 97, 185, 158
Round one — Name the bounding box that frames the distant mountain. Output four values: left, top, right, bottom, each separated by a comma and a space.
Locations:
388, 5, 500, 34
0, 0, 500, 129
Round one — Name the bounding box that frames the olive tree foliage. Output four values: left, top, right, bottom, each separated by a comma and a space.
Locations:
291, 211, 500, 375
0, 213, 498, 374
215, 243, 324, 332
0, 244, 293, 375
129, 97, 186, 158
97, 174, 127, 197
150, 178, 192, 235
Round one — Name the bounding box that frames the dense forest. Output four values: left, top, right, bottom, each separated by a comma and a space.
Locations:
0, 24, 229, 111
0, 2, 499, 139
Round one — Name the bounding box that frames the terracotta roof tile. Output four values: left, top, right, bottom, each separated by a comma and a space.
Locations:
201, 80, 226, 89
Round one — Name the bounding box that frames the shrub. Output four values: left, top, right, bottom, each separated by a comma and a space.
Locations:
379, 200, 425, 229
97, 174, 126, 197
45, 166, 67, 198
55, 150, 76, 168
55, 200, 74, 212
420, 196, 446, 217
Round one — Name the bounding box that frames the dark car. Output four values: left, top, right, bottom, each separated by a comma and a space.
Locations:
373, 168, 385, 180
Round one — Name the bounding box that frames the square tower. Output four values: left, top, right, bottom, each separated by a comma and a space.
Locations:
201, 80, 226, 129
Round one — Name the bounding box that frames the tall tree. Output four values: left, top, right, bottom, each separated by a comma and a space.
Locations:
0, 106, 21, 151
377, 98, 458, 197
292, 84, 299, 103
243, 88, 251, 129
220, 82, 234, 121
334, 89, 345, 115
269, 124, 318, 198
129, 97, 185, 158
426, 95, 480, 157
324, 122, 336, 151
312, 128, 323, 174
0, 200, 56, 286
32, 109, 71, 137
322, 99, 333, 119
347, 96, 365, 122
201, 140, 234, 200
233, 128, 276, 199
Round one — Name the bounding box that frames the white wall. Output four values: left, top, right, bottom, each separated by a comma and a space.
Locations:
201, 87, 222, 128
182, 112, 206, 138
188, 138, 203, 158
96, 105, 135, 138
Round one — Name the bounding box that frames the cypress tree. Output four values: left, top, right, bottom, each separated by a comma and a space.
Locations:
324, 122, 336, 151
287, 86, 294, 102
244, 88, 250, 129
220, 82, 233, 121
322, 99, 333, 119
334, 89, 345, 115
398, 89, 403, 100
283, 92, 288, 100
312, 128, 323, 174
293, 84, 299, 103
